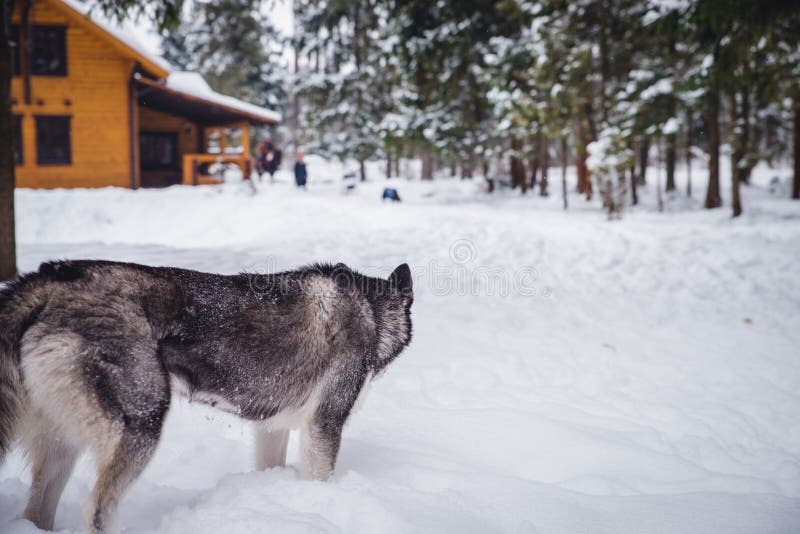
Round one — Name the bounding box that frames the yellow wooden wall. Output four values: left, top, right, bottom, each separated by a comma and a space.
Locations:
11, 0, 135, 189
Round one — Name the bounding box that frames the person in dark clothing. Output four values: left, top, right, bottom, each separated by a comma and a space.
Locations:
266, 149, 282, 178
255, 139, 274, 181
294, 152, 308, 188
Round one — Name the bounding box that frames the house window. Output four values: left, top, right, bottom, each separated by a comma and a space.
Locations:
14, 116, 23, 165
10, 25, 20, 76
140, 132, 179, 170
35, 116, 71, 165
32, 26, 67, 76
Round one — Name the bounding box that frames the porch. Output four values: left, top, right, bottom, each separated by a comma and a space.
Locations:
134, 73, 278, 188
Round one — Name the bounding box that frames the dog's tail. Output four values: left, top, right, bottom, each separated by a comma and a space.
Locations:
0, 269, 48, 463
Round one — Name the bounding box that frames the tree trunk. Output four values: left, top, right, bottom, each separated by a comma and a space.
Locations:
686, 108, 693, 198
739, 88, 752, 186
450, 159, 457, 177
394, 149, 401, 178
705, 43, 722, 209
530, 134, 540, 189
665, 132, 676, 191
510, 137, 526, 193
386, 148, 393, 178
639, 135, 649, 186
539, 138, 549, 196
561, 136, 568, 210
0, 3, 18, 280
704, 85, 722, 209
598, 0, 609, 123
793, 93, 800, 199
729, 92, 743, 217
576, 119, 591, 198
421, 151, 433, 180
629, 140, 638, 205
461, 159, 473, 179
656, 138, 664, 212
359, 159, 367, 182
292, 24, 301, 157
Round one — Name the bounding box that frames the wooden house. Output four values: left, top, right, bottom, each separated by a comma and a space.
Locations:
10, 0, 280, 189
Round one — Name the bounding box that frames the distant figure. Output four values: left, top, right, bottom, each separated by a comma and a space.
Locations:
769, 176, 784, 195
255, 139, 281, 182
266, 148, 282, 179
343, 171, 357, 192
294, 152, 308, 188
255, 139, 273, 181
382, 187, 401, 202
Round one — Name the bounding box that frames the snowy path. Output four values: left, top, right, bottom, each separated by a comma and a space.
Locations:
2, 168, 800, 533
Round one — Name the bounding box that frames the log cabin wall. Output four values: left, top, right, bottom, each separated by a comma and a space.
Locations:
138, 107, 201, 188
11, 0, 136, 189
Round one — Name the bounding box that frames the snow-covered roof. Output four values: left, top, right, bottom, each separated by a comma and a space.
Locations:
166, 72, 282, 124
57, 0, 172, 77
54, 0, 281, 124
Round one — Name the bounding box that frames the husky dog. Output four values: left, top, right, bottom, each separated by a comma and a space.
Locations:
0, 260, 413, 533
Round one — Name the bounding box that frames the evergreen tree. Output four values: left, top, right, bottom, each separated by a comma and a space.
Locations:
293, 0, 391, 181
163, 0, 286, 111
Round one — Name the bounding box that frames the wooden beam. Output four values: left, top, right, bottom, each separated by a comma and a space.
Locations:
128, 64, 139, 189
241, 122, 250, 158
21, 0, 31, 105
240, 122, 251, 180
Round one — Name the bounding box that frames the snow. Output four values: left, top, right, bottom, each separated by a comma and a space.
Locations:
640, 78, 673, 101
2, 158, 800, 533
662, 117, 680, 135
166, 72, 283, 124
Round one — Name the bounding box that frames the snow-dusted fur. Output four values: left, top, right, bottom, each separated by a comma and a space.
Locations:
0, 260, 413, 534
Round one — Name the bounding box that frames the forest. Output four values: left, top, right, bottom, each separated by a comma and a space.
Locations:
2, 0, 800, 279
162, 0, 800, 217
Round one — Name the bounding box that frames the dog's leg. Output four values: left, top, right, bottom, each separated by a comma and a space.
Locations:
23, 413, 79, 530
300, 415, 341, 481
81, 343, 169, 534
84, 430, 160, 534
254, 427, 290, 470
300, 366, 367, 481
21, 331, 169, 534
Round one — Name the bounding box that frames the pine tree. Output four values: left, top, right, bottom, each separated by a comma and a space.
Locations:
163, 0, 286, 111
293, 0, 390, 181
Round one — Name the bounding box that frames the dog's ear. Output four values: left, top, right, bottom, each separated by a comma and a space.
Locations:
389, 263, 412, 294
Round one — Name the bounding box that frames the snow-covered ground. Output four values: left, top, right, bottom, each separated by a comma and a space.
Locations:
2, 158, 800, 533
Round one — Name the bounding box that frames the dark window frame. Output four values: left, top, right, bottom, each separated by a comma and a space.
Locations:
14, 115, 23, 165
139, 131, 180, 171
35, 115, 72, 166
31, 25, 67, 77
10, 25, 20, 76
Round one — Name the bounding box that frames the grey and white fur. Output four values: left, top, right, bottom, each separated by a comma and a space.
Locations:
0, 260, 413, 533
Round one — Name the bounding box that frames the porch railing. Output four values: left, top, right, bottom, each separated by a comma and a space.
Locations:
182, 154, 252, 185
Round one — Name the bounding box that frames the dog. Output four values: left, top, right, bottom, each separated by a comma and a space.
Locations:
0, 260, 413, 533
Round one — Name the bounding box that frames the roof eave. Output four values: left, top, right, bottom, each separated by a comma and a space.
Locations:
49, 0, 170, 79
136, 76, 280, 126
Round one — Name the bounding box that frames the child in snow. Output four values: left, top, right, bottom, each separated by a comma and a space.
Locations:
294, 152, 308, 189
